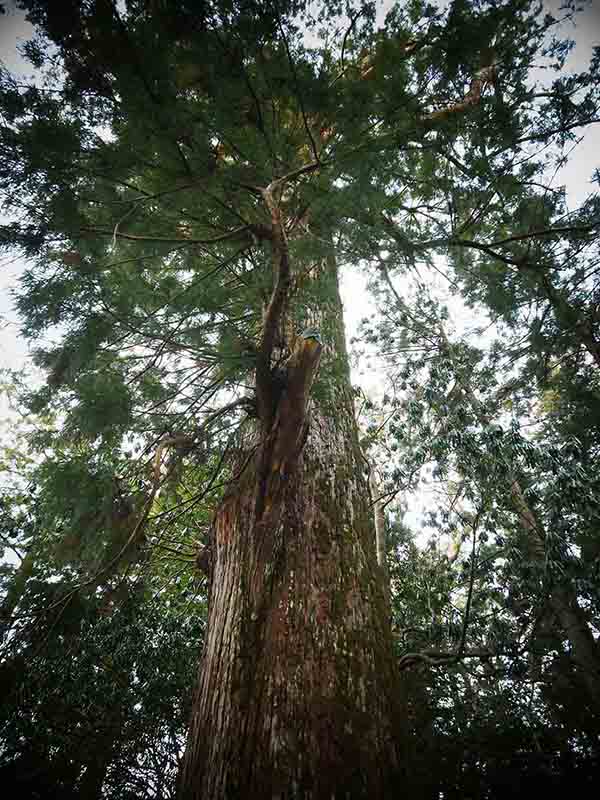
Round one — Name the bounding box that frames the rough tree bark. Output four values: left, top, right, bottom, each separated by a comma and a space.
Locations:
178, 253, 402, 798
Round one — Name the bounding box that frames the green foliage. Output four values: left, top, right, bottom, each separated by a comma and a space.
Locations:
1, 0, 600, 795
0, 575, 205, 798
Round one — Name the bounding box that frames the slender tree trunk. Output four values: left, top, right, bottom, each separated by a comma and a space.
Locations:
75, 707, 123, 800
553, 585, 600, 704
370, 470, 390, 608
370, 472, 388, 572
79, 750, 112, 800
0, 551, 35, 639
179, 261, 402, 798
534, 269, 600, 368
510, 481, 600, 709
434, 322, 600, 710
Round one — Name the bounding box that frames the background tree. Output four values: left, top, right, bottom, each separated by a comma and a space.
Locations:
0, 374, 206, 798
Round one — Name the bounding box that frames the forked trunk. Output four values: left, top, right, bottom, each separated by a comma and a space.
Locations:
179, 261, 401, 798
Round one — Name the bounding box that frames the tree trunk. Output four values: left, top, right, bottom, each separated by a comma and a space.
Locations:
533, 268, 600, 369
510, 480, 600, 710
179, 261, 402, 798
370, 472, 388, 572
370, 470, 390, 607
0, 550, 35, 639
437, 322, 600, 711
78, 750, 112, 800
552, 585, 600, 707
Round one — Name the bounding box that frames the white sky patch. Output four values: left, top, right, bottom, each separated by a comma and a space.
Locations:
0, 2, 35, 77
0, 2, 36, 388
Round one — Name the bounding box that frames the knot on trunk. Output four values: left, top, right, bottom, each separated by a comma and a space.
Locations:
268, 333, 322, 476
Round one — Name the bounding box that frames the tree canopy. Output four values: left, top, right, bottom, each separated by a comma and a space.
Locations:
1, 0, 600, 796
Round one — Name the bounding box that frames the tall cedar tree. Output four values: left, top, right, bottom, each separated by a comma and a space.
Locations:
1, 0, 599, 796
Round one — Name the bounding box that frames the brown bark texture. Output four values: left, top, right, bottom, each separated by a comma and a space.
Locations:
179, 264, 401, 799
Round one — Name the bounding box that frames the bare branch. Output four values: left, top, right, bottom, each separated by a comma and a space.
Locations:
255, 185, 292, 423
423, 65, 497, 123
489, 222, 600, 247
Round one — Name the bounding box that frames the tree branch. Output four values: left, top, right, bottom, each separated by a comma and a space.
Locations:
82, 225, 254, 246
255, 182, 292, 423
422, 65, 497, 124
275, 11, 320, 163
398, 508, 482, 672
489, 222, 600, 247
